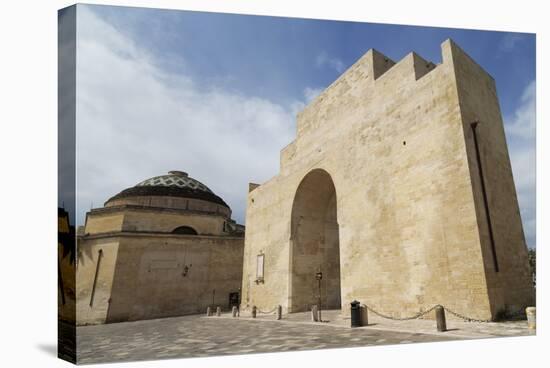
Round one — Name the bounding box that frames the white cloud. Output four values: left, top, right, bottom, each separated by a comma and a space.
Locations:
505, 81, 536, 140
499, 33, 525, 52
316, 52, 345, 73
505, 80, 536, 247
75, 7, 298, 225
510, 153, 536, 246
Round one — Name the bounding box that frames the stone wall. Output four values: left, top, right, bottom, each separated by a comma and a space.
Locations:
450, 41, 535, 315
85, 206, 228, 236
76, 233, 243, 325
241, 39, 534, 320
76, 238, 120, 325
84, 211, 125, 234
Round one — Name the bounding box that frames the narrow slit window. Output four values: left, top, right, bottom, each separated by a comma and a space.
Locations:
471, 122, 499, 272
90, 249, 103, 307
256, 253, 265, 282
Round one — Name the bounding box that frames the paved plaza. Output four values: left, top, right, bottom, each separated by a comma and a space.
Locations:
75, 309, 534, 364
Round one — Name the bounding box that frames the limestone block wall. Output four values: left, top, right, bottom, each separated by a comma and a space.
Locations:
76, 233, 243, 324
85, 207, 227, 236
84, 211, 124, 234
120, 208, 226, 235
242, 39, 532, 320
75, 238, 120, 325
449, 41, 535, 314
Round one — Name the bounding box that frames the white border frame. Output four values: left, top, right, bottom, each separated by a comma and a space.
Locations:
0, 1, 547, 367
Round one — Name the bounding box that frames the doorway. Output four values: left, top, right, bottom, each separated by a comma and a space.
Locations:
289, 169, 341, 312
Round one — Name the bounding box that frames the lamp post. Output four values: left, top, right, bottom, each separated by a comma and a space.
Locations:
315, 269, 323, 322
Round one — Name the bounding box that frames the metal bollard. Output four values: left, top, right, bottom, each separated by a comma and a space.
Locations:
360, 305, 368, 326
232, 306, 238, 318
252, 305, 257, 318
276, 305, 282, 320
206, 306, 212, 316
526, 307, 536, 329
216, 306, 221, 317
311, 305, 319, 322
435, 306, 447, 332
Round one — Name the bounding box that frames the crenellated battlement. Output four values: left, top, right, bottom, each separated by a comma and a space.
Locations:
294, 42, 447, 139
368, 49, 396, 79
292, 38, 498, 144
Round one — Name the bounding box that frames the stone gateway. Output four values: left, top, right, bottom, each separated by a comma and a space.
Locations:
241, 39, 534, 320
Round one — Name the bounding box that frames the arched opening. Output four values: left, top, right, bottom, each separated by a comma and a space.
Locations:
289, 169, 341, 312
171, 226, 198, 235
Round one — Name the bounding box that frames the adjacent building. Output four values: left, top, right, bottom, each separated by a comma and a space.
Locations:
76, 171, 244, 325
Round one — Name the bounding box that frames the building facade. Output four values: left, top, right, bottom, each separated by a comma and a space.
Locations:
241, 39, 534, 320
76, 171, 244, 325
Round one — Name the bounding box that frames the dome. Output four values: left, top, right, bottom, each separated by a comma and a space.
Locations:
105, 171, 229, 208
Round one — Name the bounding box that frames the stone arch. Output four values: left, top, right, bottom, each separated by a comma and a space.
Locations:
289, 169, 341, 312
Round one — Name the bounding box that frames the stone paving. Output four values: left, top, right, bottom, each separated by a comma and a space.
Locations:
76, 309, 534, 365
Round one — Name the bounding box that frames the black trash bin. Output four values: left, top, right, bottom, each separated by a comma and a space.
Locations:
350, 300, 361, 327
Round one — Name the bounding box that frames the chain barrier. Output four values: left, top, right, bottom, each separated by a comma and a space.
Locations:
362, 304, 440, 321
440, 305, 491, 323
360, 304, 519, 323
247, 304, 524, 322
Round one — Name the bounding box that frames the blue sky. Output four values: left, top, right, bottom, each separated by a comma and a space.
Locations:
69, 4, 536, 247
